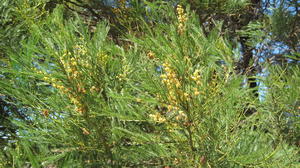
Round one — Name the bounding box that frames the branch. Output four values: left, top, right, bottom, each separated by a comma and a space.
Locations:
64, 0, 101, 20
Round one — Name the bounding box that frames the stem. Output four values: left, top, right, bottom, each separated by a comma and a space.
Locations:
187, 123, 195, 152
184, 101, 196, 162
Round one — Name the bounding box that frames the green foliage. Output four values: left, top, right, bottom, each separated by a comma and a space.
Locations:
181, 0, 249, 13
0, 1, 299, 168
269, 4, 300, 48
270, 7, 295, 40
0, 0, 48, 53
238, 21, 267, 47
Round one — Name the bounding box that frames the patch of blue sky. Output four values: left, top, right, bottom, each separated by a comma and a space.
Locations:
257, 70, 268, 102
103, 0, 116, 6
32, 56, 58, 75
262, 0, 299, 15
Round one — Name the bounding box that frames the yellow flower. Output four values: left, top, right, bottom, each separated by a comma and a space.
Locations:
160, 74, 167, 79
90, 86, 96, 92
193, 88, 200, 96
149, 113, 166, 123
176, 5, 188, 34
42, 109, 49, 117
136, 98, 142, 103
147, 51, 155, 59
71, 61, 77, 66
43, 76, 49, 81
184, 92, 189, 97
81, 128, 90, 135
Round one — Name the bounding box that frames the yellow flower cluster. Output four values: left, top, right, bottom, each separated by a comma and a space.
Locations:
74, 44, 87, 56
36, 46, 95, 116
61, 57, 81, 80
52, 82, 68, 93
61, 45, 91, 73
90, 86, 100, 93
191, 69, 203, 97
47, 76, 87, 115
60, 48, 89, 115
191, 69, 202, 85
42, 109, 49, 117
97, 52, 108, 66
70, 95, 87, 114
33, 67, 44, 75
159, 61, 189, 122
147, 51, 155, 60
176, 5, 188, 35
161, 62, 181, 88
77, 84, 87, 94
149, 112, 166, 123
118, 0, 126, 9
160, 62, 180, 112
136, 98, 142, 103
41, 74, 69, 93
193, 87, 200, 96
117, 65, 129, 81
175, 110, 187, 121
81, 127, 90, 135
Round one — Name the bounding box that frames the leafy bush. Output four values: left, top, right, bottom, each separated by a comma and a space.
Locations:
0, 1, 299, 168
